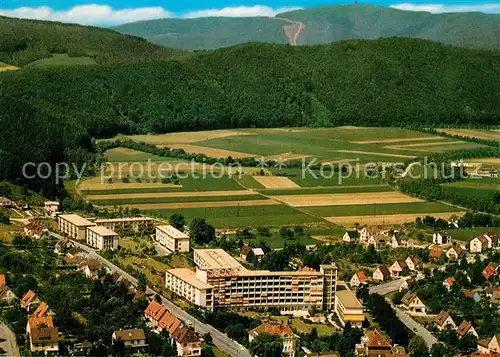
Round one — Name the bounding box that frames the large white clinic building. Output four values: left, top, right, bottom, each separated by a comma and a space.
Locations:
165, 249, 338, 313
155, 225, 190, 253
86, 226, 119, 251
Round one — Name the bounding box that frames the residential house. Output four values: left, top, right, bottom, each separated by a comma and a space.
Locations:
171, 326, 203, 357
0, 274, 16, 303
144, 301, 167, 327
83, 260, 103, 279
399, 279, 414, 292
443, 277, 456, 292
359, 227, 378, 244
486, 232, 500, 250
367, 234, 387, 250
488, 334, 500, 353
240, 244, 265, 262
249, 323, 299, 357
158, 311, 182, 335
434, 311, 457, 331
429, 247, 444, 261
112, 329, 148, 350
433, 232, 450, 245
462, 289, 481, 303
456, 321, 478, 339
401, 292, 427, 314
477, 339, 491, 354
405, 256, 422, 271
24, 222, 46, 239
389, 260, 408, 278
373, 266, 391, 282
0, 197, 15, 208
21, 290, 41, 310
389, 235, 408, 249
470, 235, 491, 254
32, 302, 52, 318
54, 238, 74, 255
44, 201, 60, 214
482, 264, 498, 281
26, 315, 59, 354
446, 245, 464, 260
343, 231, 358, 244
356, 329, 392, 357
350, 272, 368, 287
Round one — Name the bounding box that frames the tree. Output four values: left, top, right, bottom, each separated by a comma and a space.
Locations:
189, 218, 216, 245
203, 333, 213, 346
137, 272, 148, 291
169, 213, 185, 231
249, 333, 284, 357
408, 336, 429, 357
493, 192, 500, 204
201, 346, 215, 357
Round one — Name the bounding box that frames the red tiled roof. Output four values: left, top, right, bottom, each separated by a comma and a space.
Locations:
429, 247, 443, 259
482, 264, 498, 280
145, 301, 167, 322
21, 290, 37, 308
33, 302, 49, 318
28, 316, 54, 329
366, 330, 392, 348
356, 271, 368, 282
250, 323, 294, 338
114, 329, 146, 342
444, 277, 456, 286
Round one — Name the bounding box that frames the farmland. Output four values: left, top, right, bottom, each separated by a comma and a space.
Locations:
78, 127, 475, 229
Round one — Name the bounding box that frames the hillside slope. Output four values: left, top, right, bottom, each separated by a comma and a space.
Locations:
114, 5, 500, 50
0, 16, 185, 66
114, 17, 290, 49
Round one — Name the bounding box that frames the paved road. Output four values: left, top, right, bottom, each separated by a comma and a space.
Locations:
393, 305, 437, 348
0, 322, 20, 357
49, 233, 250, 357
369, 278, 407, 295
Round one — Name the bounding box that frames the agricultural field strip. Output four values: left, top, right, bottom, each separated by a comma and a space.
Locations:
253, 176, 301, 189
333, 150, 415, 158
85, 190, 259, 200
117, 199, 280, 210
80, 182, 182, 191
383, 140, 465, 149
445, 181, 500, 190
121, 129, 253, 145
258, 185, 394, 195
158, 144, 255, 159
271, 191, 423, 207
351, 137, 446, 144
324, 212, 466, 226
90, 195, 266, 205
437, 128, 500, 141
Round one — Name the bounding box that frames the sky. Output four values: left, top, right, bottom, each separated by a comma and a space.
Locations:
0, 0, 498, 26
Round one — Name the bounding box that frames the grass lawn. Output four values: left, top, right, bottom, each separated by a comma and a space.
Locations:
248, 234, 321, 249
302, 202, 462, 217
119, 238, 154, 255
212, 347, 229, 357
449, 227, 495, 242
117, 256, 170, 288
145, 205, 321, 229
274, 316, 336, 336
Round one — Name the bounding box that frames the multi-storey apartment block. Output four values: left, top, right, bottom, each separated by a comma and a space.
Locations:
86, 226, 119, 251
165, 249, 338, 313
334, 282, 365, 327
156, 225, 190, 253
57, 214, 95, 240
94, 217, 154, 234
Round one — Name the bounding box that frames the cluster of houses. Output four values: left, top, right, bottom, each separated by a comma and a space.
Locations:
355, 329, 409, 357
434, 311, 479, 340
343, 227, 415, 250
144, 300, 203, 356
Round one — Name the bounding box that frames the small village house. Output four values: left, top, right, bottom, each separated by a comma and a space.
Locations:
24, 222, 46, 239
144, 300, 168, 327
83, 260, 103, 279
401, 292, 427, 314
240, 244, 265, 262
249, 323, 299, 357
477, 334, 500, 354
26, 315, 59, 354
405, 255, 422, 271
171, 326, 203, 357
21, 290, 41, 311
443, 277, 456, 292
356, 330, 392, 357
389, 235, 407, 249
456, 321, 478, 339
54, 238, 74, 255
429, 247, 444, 261
0, 197, 15, 208
446, 245, 464, 260
0, 274, 16, 303
389, 260, 408, 278
433, 232, 451, 245
112, 329, 148, 351
44, 201, 60, 214
350, 271, 368, 287
470, 235, 491, 254
373, 266, 390, 282
359, 227, 379, 243
488, 334, 500, 353
482, 263, 498, 281
435, 311, 457, 331
342, 231, 358, 244
462, 289, 481, 303
398, 278, 414, 292
367, 234, 387, 250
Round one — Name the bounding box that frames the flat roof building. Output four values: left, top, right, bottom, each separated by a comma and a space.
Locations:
86, 226, 119, 251
94, 217, 154, 234
166, 249, 338, 314
58, 214, 95, 240
334, 282, 365, 327
156, 225, 190, 253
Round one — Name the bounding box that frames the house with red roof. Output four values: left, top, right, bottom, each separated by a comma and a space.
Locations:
144, 300, 167, 326
249, 323, 299, 357
443, 277, 456, 291
429, 247, 444, 261
350, 272, 368, 287
482, 264, 498, 281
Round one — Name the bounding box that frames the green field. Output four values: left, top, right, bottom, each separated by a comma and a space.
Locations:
91, 194, 266, 206
302, 202, 461, 217
144, 204, 321, 228
104, 148, 177, 162
26, 54, 97, 68
258, 185, 394, 195
443, 178, 499, 200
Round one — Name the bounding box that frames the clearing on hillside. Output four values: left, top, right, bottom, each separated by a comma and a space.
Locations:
273, 192, 423, 207
0, 63, 20, 72
253, 176, 301, 189
120, 129, 252, 145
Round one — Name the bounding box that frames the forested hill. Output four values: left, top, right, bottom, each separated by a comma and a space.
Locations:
114, 5, 500, 50
0, 16, 185, 66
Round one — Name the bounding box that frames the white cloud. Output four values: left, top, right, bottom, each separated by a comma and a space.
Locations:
0, 4, 303, 25
390, 3, 500, 13
183, 5, 302, 19
0, 4, 174, 25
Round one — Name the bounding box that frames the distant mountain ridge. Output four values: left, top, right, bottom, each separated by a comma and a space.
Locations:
113, 4, 500, 50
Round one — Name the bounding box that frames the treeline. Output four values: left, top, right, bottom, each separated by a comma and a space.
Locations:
400, 179, 500, 215
420, 128, 500, 148
367, 294, 410, 346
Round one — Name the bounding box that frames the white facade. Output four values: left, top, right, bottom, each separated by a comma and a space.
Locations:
334, 287, 365, 327
86, 226, 119, 250
433, 233, 450, 245
58, 214, 95, 240
95, 217, 154, 234
156, 225, 190, 253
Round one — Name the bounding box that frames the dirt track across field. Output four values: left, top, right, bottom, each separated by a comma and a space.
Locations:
272, 192, 422, 207
118, 199, 279, 210
161, 144, 255, 159
263, 153, 311, 162
86, 190, 257, 200
385, 141, 463, 150
253, 176, 301, 189
324, 212, 466, 226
